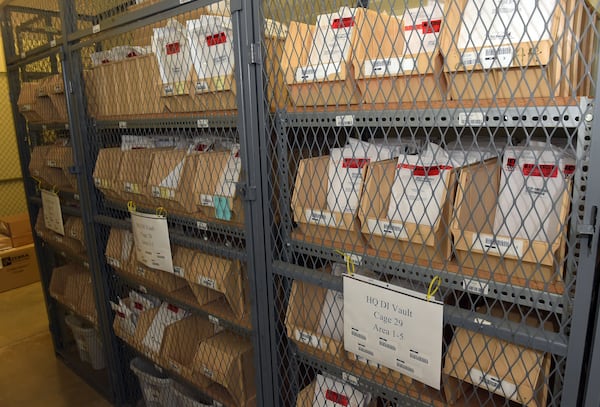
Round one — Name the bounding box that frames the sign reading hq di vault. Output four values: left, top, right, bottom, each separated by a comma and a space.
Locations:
343, 273, 443, 389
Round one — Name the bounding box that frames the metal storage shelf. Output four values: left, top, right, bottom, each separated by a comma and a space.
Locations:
280, 98, 588, 129
29, 195, 82, 217
95, 114, 238, 130
115, 271, 252, 338
283, 240, 567, 313
293, 346, 435, 407
103, 199, 246, 243
274, 261, 567, 355
53, 297, 98, 329
95, 214, 247, 261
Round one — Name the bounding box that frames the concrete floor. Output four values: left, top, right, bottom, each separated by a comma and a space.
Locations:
0, 282, 113, 407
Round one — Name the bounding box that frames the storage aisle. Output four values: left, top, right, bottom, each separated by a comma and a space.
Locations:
0, 282, 110, 407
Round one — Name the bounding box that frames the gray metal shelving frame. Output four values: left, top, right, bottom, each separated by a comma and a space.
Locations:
3, 0, 600, 406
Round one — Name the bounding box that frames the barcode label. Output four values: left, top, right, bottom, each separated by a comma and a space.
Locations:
295, 329, 320, 348
173, 266, 184, 277
461, 51, 477, 67
470, 368, 518, 399
481, 46, 513, 69
50, 39, 57, 47
203, 367, 214, 378
106, 257, 120, 268
336, 115, 354, 127
196, 221, 209, 231
200, 194, 215, 207
347, 253, 362, 266
367, 219, 408, 240
200, 276, 217, 290
305, 209, 336, 226
197, 119, 209, 128
119, 121, 127, 129
462, 279, 490, 295
73, 194, 80, 201
458, 112, 485, 126
472, 233, 524, 258
196, 81, 209, 93
151, 186, 160, 198
92, 24, 100, 34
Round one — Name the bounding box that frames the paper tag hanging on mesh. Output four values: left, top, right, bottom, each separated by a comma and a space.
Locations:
130, 210, 174, 273
41, 189, 65, 235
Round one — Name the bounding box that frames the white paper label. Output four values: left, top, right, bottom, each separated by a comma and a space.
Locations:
305, 209, 336, 226
195, 82, 209, 93
458, 112, 485, 126
50, 39, 57, 47
200, 194, 215, 207
341, 372, 359, 386
131, 211, 174, 273
294, 63, 340, 82
344, 273, 443, 389
480, 46, 514, 69
474, 317, 492, 326
208, 315, 220, 326
41, 190, 65, 236
462, 279, 490, 295
335, 115, 354, 127
199, 276, 217, 290
197, 119, 209, 128
469, 368, 518, 400
472, 233, 524, 258
119, 121, 127, 129
173, 266, 184, 277
294, 329, 320, 348
363, 57, 415, 76
366, 219, 409, 240
92, 24, 100, 34
461, 51, 478, 67
196, 221, 208, 231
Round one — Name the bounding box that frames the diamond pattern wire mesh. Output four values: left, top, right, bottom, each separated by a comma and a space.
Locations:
73, 3, 257, 406
263, 0, 597, 406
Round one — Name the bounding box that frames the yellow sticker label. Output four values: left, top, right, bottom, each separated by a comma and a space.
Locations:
174, 81, 185, 95
215, 77, 225, 91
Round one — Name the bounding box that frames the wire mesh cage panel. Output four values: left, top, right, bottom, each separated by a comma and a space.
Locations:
261, 0, 598, 406
2, 0, 61, 60
70, 3, 258, 406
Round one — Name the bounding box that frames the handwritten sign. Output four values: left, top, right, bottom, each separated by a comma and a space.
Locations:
131, 211, 173, 273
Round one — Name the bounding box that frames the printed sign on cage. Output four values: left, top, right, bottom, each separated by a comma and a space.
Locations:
130, 211, 173, 273
343, 273, 443, 389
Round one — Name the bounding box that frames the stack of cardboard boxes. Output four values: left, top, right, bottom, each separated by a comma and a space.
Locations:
0, 213, 37, 292
282, 0, 595, 107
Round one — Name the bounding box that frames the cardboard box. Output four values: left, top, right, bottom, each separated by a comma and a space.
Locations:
439, 0, 585, 100
451, 158, 570, 283
105, 228, 135, 272
135, 302, 188, 360
64, 217, 86, 253
47, 74, 68, 123
116, 148, 163, 207
174, 247, 222, 306
184, 16, 237, 112
161, 315, 217, 381
29, 144, 72, 191
147, 149, 188, 210
283, 8, 376, 107
0, 213, 33, 248
46, 144, 78, 192
0, 244, 38, 292
354, 5, 445, 104
87, 54, 163, 118
17, 82, 57, 123
187, 251, 245, 318
49, 263, 86, 306
93, 148, 125, 202
292, 155, 367, 252
285, 276, 344, 359
359, 158, 457, 264
444, 307, 552, 407
193, 331, 255, 407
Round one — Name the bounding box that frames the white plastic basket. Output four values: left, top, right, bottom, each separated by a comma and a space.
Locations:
130, 357, 173, 407
171, 381, 212, 407
65, 314, 105, 370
